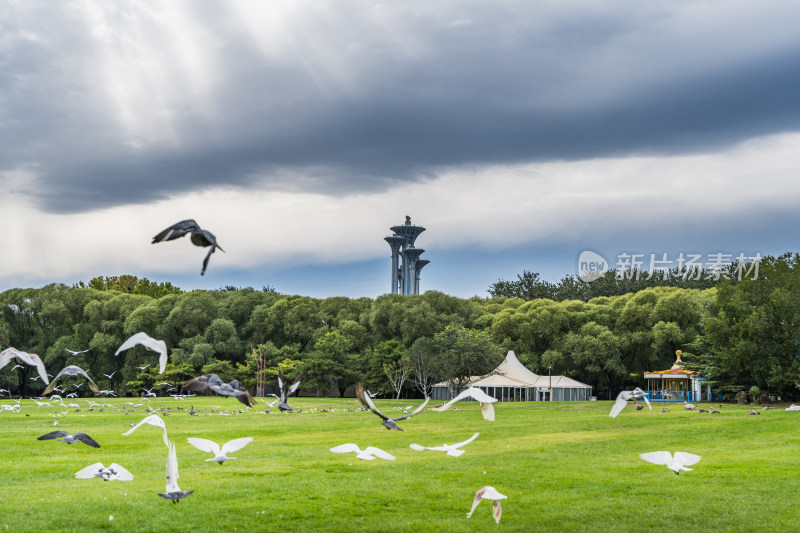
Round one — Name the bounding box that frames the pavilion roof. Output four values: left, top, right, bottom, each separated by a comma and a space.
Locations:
644, 350, 698, 376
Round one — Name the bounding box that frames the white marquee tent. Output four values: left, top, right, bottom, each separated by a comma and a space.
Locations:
431, 350, 592, 402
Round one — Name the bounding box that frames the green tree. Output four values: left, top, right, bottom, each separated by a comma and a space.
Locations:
687, 253, 800, 399
433, 326, 503, 398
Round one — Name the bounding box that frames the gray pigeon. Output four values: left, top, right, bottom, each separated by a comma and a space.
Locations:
182, 374, 255, 407
152, 219, 224, 275
356, 383, 429, 431
277, 370, 303, 412
38, 430, 100, 448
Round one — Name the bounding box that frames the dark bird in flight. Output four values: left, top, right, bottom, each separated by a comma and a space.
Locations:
182, 374, 255, 407
152, 219, 224, 275
356, 383, 429, 431
38, 430, 101, 448
277, 370, 303, 412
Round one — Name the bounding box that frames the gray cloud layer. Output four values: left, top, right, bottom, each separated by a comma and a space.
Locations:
3, 1, 800, 213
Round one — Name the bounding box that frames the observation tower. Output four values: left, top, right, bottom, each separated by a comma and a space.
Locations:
384, 216, 428, 295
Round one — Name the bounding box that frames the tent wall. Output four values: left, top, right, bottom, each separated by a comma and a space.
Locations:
431, 384, 592, 402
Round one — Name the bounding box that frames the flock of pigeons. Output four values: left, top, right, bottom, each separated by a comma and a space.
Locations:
333, 383, 507, 523
8, 336, 788, 522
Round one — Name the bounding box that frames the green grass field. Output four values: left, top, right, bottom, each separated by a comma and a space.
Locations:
0, 397, 797, 532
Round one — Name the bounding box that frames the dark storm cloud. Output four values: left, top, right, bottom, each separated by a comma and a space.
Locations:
4, 1, 800, 213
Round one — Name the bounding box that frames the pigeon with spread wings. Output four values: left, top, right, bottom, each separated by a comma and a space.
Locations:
159, 441, 194, 503
356, 383, 429, 431
115, 332, 169, 374
277, 370, 303, 412
75, 462, 134, 481
187, 437, 253, 464
609, 387, 651, 418
640, 451, 701, 475
43, 365, 99, 395
432, 387, 497, 421
123, 413, 170, 448
467, 486, 507, 524
0, 347, 49, 384
329, 443, 395, 461
409, 432, 479, 457
38, 430, 100, 448
182, 374, 255, 407
152, 219, 224, 275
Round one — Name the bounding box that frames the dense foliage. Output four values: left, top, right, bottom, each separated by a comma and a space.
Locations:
489, 269, 722, 302
1, 254, 796, 400
684, 253, 800, 400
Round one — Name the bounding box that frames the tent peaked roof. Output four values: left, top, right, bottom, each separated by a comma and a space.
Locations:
488, 350, 540, 385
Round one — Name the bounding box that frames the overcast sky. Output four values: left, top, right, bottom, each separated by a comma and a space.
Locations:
2, 1, 800, 298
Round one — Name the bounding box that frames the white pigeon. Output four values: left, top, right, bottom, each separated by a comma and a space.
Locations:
65, 348, 89, 355
0, 404, 20, 413
0, 347, 49, 384
432, 387, 497, 421
75, 462, 134, 481
187, 437, 254, 464
684, 401, 697, 410
262, 394, 280, 408
609, 388, 652, 418
409, 432, 479, 457
329, 443, 396, 461
123, 414, 170, 448
785, 404, 800, 411
467, 486, 507, 524
640, 451, 701, 474
43, 365, 99, 395
159, 442, 194, 503
115, 332, 169, 374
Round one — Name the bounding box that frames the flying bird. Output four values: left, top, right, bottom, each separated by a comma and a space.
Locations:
38, 430, 100, 448
262, 394, 280, 408
123, 414, 170, 448
467, 486, 507, 524
152, 219, 224, 276
65, 348, 89, 355
102, 372, 117, 379
409, 432, 479, 457
115, 332, 169, 374
182, 374, 255, 407
187, 437, 253, 464
609, 388, 651, 418
276, 370, 303, 412
329, 444, 396, 461
43, 365, 99, 395
432, 387, 498, 421
640, 451, 701, 474
0, 347, 49, 384
75, 463, 134, 481
355, 383, 429, 431
159, 442, 194, 503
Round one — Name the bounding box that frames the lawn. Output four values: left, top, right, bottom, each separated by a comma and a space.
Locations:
0, 397, 797, 532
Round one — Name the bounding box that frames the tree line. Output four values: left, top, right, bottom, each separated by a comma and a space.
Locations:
1, 254, 797, 401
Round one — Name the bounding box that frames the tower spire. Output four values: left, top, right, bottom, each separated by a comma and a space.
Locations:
385, 216, 428, 294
